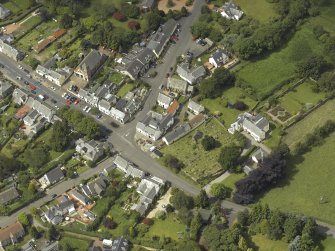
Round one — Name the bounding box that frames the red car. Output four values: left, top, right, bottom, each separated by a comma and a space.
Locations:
29, 84, 36, 90
66, 99, 71, 105
74, 100, 79, 104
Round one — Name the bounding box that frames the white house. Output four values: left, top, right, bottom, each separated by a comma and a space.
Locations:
110, 107, 130, 124
209, 49, 229, 68
220, 2, 244, 21
188, 100, 205, 115
157, 92, 172, 109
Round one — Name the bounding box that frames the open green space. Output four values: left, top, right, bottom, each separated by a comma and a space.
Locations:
235, 0, 277, 23
283, 99, 335, 149
162, 118, 236, 184
144, 214, 187, 241
279, 80, 326, 115
59, 236, 91, 250
201, 87, 257, 125
261, 133, 335, 225
117, 83, 135, 98
220, 172, 245, 192
3, 0, 32, 15
321, 237, 335, 251
235, 24, 325, 96
14, 15, 42, 38
251, 234, 287, 251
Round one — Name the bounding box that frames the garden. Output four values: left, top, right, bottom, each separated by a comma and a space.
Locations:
161, 118, 238, 185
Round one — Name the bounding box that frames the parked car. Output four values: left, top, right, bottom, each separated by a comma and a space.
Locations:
51, 99, 57, 104
74, 100, 79, 104
66, 99, 71, 105
31, 90, 36, 94
83, 106, 88, 112
24, 81, 29, 85
16, 76, 22, 80
96, 114, 102, 119
51, 194, 57, 199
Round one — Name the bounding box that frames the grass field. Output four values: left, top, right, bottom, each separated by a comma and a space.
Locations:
283, 99, 335, 149
235, 24, 325, 97
235, 0, 277, 23
321, 237, 335, 250
161, 118, 236, 184
144, 214, 186, 241
3, 0, 31, 15
220, 172, 245, 192
201, 87, 257, 126
59, 236, 91, 250
251, 234, 287, 251
261, 133, 335, 225
279, 80, 326, 115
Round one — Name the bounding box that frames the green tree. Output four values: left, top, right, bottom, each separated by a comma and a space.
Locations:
284, 215, 303, 242
18, 212, 29, 226
29, 226, 39, 239
60, 14, 73, 29
315, 71, 335, 93
210, 182, 232, 199
23, 147, 50, 169
267, 209, 285, 240
218, 145, 241, 171
177, 207, 193, 226
195, 189, 209, 208
201, 135, 219, 151
28, 182, 37, 194
177, 240, 201, 251
238, 236, 248, 251
170, 190, 194, 210
190, 213, 203, 240
295, 55, 327, 79
191, 21, 210, 38
46, 225, 58, 241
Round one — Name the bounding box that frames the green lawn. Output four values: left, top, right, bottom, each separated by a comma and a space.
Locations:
264, 125, 282, 150
321, 237, 335, 251
201, 87, 257, 126
251, 234, 287, 251
235, 0, 277, 23
220, 172, 245, 192
283, 99, 335, 149
110, 71, 124, 84
161, 118, 237, 184
117, 83, 135, 98
279, 80, 326, 115
235, 24, 325, 97
144, 214, 186, 241
261, 133, 335, 225
59, 236, 91, 250
14, 15, 42, 37
3, 0, 32, 15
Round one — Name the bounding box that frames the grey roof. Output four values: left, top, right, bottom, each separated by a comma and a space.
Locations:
157, 92, 172, 107
115, 99, 128, 110
45, 167, 64, 184
163, 123, 191, 145
252, 147, 268, 162
188, 99, 204, 114
0, 4, 10, 20
176, 63, 206, 84
0, 187, 19, 205
77, 50, 106, 74
41, 241, 59, 251
147, 19, 177, 57
114, 155, 131, 172
141, 0, 156, 8
111, 237, 129, 251
36, 65, 66, 83
69, 189, 92, 205
31, 100, 55, 121
0, 80, 13, 97
12, 88, 28, 105
210, 49, 229, 65
167, 77, 188, 93
57, 199, 74, 212
222, 2, 244, 20
45, 206, 63, 225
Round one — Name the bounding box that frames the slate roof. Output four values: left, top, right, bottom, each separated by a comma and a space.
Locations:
45, 167, 64, 184
0, 187, 19, 205
210, 49, 229, 65
69, 189, 92, 205
0, 80, 13, 97
163, 123, 191, 145
176, 63, 206, 84
111, 237, 129, 251
167, 77, 188, 93
157, 92, 172, 107
188, 99, 205, 114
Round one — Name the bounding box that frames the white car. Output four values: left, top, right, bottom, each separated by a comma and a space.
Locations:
62, 92, 67, 98
83, 106, 88, 112
51, 86, 56, 91
18, 65, 23, 70
86, 107, 92, 113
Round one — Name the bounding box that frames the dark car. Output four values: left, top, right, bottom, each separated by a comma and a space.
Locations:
51, 194, 57, 198
111, 122, 119, 128
31, 90, 36, 94
51, 99, 57, 104
96, 114, 102, 119
24, 81, 29, 85
0, 63, 4, 68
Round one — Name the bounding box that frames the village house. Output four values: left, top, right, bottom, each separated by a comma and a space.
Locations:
176, 63, 206, 85
147, 19, 178, 58
220, 2, 244, 21
81, 174, 109, 197
77, 89, 99, 107
0, 80, 14, 98
119, 48, 155, 80
209, 49, 229, 68
36, 65, 69, 86
0, 222, 25, 249
156, 92, 172, 109
132, 176, 164, 216
69, 189, 93, 206
113, 155, 145, 178
136, 111, 174, 141
39, 167, 64, 189
110, 107, 130, 124
188, 99, 205, 115
162, 123, 191, 145
252, 147, 269, 164
44, 206, 64, 225
74, 49, 107, 82
0, 187, 19, 206
0, 39, 24, 61
75, 138, 105, 163
140, 0, 156, 11
167, 77, 193, 94
166, 100, 180, 115
12, 88, 28, 105
228, 113, 270, 142
0, 4, 10, 20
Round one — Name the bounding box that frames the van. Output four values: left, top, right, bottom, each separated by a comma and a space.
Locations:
38, 94, 45, 101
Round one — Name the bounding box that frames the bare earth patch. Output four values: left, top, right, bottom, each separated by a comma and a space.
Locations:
158, 0, 193, 13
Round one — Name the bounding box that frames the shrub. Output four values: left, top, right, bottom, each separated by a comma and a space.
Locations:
128, 21, 141, 31
233, 101, 248, 111
201, 135, 220, 151
113, 12, 126, 21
